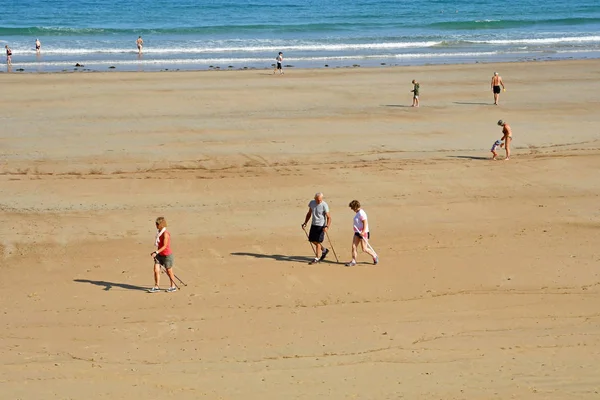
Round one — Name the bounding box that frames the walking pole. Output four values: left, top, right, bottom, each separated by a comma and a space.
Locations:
154, 256, 186, 288
173, 272, 187, 287
362, 237, 377, 255
160, 265, 180, 290
325, 232, 340, 262
302, 225, 318, 257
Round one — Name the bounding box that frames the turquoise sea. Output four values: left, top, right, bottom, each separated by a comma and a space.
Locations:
1, 0, 600, 72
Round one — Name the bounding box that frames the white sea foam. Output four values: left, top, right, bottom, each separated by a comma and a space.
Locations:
9, 41, 443, 56
9, 51, 506, 68
472, 36, 600, 45
9, 35, 600, 57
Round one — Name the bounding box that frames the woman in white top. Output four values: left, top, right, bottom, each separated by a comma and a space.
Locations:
346, 200, 378, 267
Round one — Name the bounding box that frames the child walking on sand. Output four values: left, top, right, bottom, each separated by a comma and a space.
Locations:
150, 217, 177, 293
490, 139, 504, 160
411, 79, 420, 107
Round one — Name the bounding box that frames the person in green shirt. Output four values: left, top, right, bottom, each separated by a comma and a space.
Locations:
411, 79, 420, 107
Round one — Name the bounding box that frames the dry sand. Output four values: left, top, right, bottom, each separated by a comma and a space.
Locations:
1, 60, 600, 399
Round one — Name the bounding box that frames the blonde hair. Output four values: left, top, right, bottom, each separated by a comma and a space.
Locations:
155, 217, 167, 228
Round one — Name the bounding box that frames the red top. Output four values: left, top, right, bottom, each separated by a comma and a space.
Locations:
158, 231, 172, 256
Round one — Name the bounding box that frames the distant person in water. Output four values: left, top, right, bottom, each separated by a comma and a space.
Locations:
411, 79, 420, 107
136, 36, 144, 54
5, 45, 12, 66
35, 38, 41, 53
491, 72, 505, 105
274, 52, 283, 75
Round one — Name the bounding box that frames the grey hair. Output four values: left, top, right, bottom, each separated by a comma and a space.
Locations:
494, 71, 498, 75
314, 192, 324, 199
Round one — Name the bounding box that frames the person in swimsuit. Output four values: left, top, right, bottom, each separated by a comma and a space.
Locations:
35, 39, 41, 53
491, 72, 505, 105
150, 217, 177, 292
497, 120, 512, 160
273, 52, 283, 75
5, 45, 12, 66
136, 36, 144, 54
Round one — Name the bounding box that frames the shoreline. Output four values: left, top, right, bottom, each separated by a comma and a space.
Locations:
2, 51, 600, 74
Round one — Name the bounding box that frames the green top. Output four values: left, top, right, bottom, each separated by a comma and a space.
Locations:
413, 83, 420, 96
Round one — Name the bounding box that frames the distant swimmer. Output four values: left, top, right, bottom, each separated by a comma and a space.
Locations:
5, 45, 12, 66
497, 120, 512, 160
411, 79, 420, 107
273, 51, 283, 75
491, 71, 505, 105
136, 36, 144, 54
35, 38, 41, 53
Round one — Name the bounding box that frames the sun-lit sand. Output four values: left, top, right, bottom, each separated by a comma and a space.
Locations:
1, 60, 600, 399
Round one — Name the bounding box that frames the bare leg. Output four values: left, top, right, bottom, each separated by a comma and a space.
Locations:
312, 242, 322, 258
415, 97, 419, 107
504, 137, 511, 160
494, 92, 498, 105
360, 239, 377, 258
153, 263, 161, 287
351, 236, 359, 261
165, 268, 176, 288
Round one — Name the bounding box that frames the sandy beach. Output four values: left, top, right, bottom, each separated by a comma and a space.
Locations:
1, 60, 600, 399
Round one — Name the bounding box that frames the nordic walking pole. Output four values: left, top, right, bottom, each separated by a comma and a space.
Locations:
154, 257, 186, 288
173, 272, 187, 287
302, 225, 318, 257
362, 236, 377, 255
160, 265, 180, 290
325, 231, 340, 262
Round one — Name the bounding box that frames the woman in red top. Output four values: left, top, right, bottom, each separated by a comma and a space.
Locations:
150, 217, 177, 292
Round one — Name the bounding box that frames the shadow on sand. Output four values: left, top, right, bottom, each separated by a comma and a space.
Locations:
382, 104, 413, 108
453, 101, 492, 106
74, 279, 149, 292
448, 155, 491, 160
230, 252, 339, 265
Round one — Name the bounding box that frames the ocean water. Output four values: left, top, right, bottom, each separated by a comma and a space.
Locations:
1, 0, 600, 72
